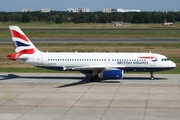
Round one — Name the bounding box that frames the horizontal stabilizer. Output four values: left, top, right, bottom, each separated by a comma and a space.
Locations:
6, 53, 28, 61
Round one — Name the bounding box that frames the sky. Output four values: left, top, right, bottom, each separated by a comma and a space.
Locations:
0, 0, 180, 12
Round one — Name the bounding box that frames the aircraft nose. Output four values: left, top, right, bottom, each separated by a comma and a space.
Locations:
171, 61, 176, 68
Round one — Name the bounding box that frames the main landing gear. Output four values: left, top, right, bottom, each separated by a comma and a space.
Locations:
90, 75, 98, 82
90, 70, 100, 82
150, 71, 154, 80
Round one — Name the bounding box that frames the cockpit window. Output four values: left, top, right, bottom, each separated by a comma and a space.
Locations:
162, 58, 170, 61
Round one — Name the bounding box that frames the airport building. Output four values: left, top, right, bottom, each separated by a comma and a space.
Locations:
41, 8, 51, 13
68, 7, 90, 12
103, 8, 112, 13
103, 8, 140, 13
116, 8, 140, 12
23, 8, 32, 12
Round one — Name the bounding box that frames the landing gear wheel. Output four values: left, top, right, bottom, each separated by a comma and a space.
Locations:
150, 76, 154, 80
150, 71, 154, 80
90, 77, 96, 82
90, 75, 98, 82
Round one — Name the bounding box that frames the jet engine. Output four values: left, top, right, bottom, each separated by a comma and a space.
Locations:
98, 69, 124, 79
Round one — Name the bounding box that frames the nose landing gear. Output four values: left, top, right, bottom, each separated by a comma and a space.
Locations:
150, 71, 154, 80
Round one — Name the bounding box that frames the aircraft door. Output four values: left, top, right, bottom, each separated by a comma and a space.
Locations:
37, 54, 43, 65
150, 61, 156, 66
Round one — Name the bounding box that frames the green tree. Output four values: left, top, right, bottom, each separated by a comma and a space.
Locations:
11, 13, 22, 22
55, 16, 62, 24
131, 13, 143, 23
123, 13, 133, 23
3, 13, 10, 22
72, 14, 83, 23
99, 14, 110, 23
72, 14, 79, 23
21, 13, 31, 22
152, 14, 163, 23
164, 14, 175, 22
111, 13, 123, 21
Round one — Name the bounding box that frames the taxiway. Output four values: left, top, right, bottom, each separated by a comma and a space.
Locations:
0, 73, 180, 120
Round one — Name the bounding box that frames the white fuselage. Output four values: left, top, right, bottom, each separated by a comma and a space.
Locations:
19, 51, 176, 72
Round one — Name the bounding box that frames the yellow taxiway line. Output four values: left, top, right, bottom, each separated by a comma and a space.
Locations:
0, 86, 8, 100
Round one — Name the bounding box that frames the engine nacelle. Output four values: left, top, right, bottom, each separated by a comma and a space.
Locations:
98, 69, 123, 79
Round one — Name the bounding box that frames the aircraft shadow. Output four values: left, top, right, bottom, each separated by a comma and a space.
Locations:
0, 74, 167, 87
0, 74, 90, 88
0, 74, 89, 81
123, 77, 167, 80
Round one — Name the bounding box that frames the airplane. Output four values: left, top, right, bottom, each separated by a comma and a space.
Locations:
164, 22, 173, 26
7, 26, 176, 82
164, 19, 173, 26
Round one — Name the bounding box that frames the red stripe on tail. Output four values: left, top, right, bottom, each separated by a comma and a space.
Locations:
18, 48, 35, 57
7, 53, 17, 61
7, 48, 35, 61
11, 30, 29, 42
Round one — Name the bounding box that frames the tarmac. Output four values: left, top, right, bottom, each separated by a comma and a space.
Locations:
0, 73, 180, 120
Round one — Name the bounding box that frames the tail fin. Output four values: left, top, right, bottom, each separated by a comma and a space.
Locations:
7, 26, 39, 60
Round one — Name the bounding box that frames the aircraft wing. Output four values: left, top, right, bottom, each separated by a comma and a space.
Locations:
71, 65, 126, 70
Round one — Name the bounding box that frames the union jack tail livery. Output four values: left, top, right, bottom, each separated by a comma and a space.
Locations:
7, 26, 40, 61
